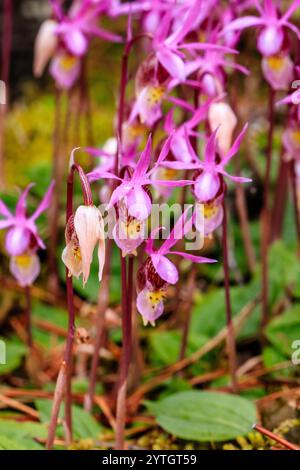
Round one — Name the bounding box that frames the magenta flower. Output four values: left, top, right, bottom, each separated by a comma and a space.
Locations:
150, 0, 236, 82
52, 0, 122, 57
0, 181, 55, 256
162, 124, 250, 203
136, 208, 216, 325
0, 181, 54, 286
223, 0, 300, 57
88, 135, 192, 220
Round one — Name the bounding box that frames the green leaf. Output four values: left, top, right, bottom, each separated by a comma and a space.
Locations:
0, 419, 46, 449
35, 400, 102, 440
265, 305, 300, 357
0, 337, 27, 376
148, 330, 208, 367
191, 279, 260, 341
146, 391, 257, 442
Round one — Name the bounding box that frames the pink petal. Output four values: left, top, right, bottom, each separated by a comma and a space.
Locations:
133, 135, 152, 182
171, 251, 217, 263
156, 48, 186, 82
222, 16, 265, 33
16, 183, 35, 219
194, 171, 221, 202
257, 26, 284, 57
5, 227, 31, 256
31, 180, 55, 221
219, 123, 248, 167
151, 254, 179, 284
126, 187, 152, 220
136, 288, 164, 326
10, 252, 40, 287
0, 199, 13, 219
64, 28, 88, 56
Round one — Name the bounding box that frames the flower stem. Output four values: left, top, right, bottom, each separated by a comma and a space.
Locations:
261, 88, 275, 328
290, 160, 300, 257
84, 241, 111, 412
46, 162, 91, 448
253, 424, 299, 450
24, 286, 32, 349
271, 149, 289, 241
115, 255, 133, 450
222, 199, 238, 393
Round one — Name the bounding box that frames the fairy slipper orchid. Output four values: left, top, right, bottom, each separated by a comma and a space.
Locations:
88, 134, 192, 221
33, 20, 58, 77
0, 181, 54, 257
136, 209, 216, 325
151, 0, 236, 82
9, 251, 40, 287
208, 102, 237, 155
62, 205, 105, 285
50, 0, 122, 58
223, 0, 300, 57
162, 124, 250, 203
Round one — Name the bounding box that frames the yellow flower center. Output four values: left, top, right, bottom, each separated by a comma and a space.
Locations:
204, 202, 220, 219
121, 219, 142, 239
291, 129, 300, 145
267, 56, 284, 72
15, 254, 32, 269
73, 246, 82, 261
146, 86, 165, 105
147, 290, 166, 308
60, 55, 77, 71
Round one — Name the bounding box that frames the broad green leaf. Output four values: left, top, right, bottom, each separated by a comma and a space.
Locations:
148, 330, 208, 367
146, 391, 257, 442
191, 278, 260, 341
35, 400, 102, 440
0, 419, 46, 449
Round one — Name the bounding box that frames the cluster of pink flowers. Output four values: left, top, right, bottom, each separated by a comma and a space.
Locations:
22, 0, 300, 326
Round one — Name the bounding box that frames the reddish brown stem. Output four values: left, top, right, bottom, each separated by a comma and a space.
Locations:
290, 160, 300, 257
24, 286, 32, 349
261, 88, 275, 328
222, 199, 238, 392
253, 424, 299, 450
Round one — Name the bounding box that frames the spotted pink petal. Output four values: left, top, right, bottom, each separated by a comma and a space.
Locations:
10, 252, 40, 287
136, 288, 164, 326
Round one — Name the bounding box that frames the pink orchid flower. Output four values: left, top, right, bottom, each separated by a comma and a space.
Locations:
88, 134, 193, 221
136, 207, 216, 325
51, 0, 122, 57
0, 181, 55, 257
161, 124, 250, 203
151, 0, 236, 82
277, 66, 300, 120
223, 0, 300, 57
